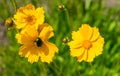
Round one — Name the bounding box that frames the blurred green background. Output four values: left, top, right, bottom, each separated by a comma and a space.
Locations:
0, 0, 120, 76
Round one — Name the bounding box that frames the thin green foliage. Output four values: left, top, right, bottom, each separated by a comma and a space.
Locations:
0, 0, 120, 76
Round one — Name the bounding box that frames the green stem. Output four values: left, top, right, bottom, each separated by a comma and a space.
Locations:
41, 62, 47, 76
64, 8, 70, 28
10, 0, 17, 12
90, 62, 96, 76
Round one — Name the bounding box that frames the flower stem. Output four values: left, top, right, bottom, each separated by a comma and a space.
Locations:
10, 0, 17, 12
41, 63, 47, 76
89, 62, 96, 76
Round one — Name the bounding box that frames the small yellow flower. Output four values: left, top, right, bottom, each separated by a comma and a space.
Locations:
14, 4, 44, 29
68, 24, 104, 62
16, 23, 58, 63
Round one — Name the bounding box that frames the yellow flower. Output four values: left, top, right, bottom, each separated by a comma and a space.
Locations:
68, 24, 104, 62
16, 23, 58, 63
14, 4, 44, 29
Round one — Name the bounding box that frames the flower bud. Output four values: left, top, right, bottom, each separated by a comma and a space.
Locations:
5, 18, 13, 28
62, 38, 68, 43
58, 4, 65, 10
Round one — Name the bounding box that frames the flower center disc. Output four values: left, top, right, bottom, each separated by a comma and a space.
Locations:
36, 38, 42, 47
82, 40, 92, 49
26, 15, 36, 25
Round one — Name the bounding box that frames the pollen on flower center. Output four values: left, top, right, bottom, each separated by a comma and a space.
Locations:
26, 15, 36, 25
82, 40, 92, 49
35, 38, 43, 47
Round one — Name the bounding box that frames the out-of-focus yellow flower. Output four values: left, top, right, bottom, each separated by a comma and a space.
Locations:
68, 24, 104, 62
14, 4, 44, 29
16, 23, 58, 63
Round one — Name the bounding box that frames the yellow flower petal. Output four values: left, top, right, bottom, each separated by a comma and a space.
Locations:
68, 41, 82, 49
16, 33, 22, 44
28, 54, 39, 64
72, 31, 84, 42
35, 7, 44, 18
70, 47, 84, 57
90, 27, 100, 42
78, 50, 87, 62
92, 36, 104, 56
40, 41, 58, 63
38, 43, 49, 55
19, 45, 31, 57
39, 23, 54, 40
16, 27, 38, 46
20, 45, 40, 63
86, 49, 95, 62
25, 4, 35, 10
24, 27, 38, 39
34, 7, 44, 29
79, 24, 92, 40
20, 34, 34, 45
14, 13, 26, 21
14, 13, 26, 28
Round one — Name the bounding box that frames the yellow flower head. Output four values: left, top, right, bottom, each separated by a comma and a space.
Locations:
16, 23, 58, 63
68, 24, 104, 62
14, 4, 44, 29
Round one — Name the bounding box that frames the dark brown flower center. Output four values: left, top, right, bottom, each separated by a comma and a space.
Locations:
36, 38, 42, 47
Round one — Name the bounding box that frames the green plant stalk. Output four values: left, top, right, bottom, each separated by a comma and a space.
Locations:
90, 62, 96, 76
40, 62, 47, 76
10, 0, 17, 12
